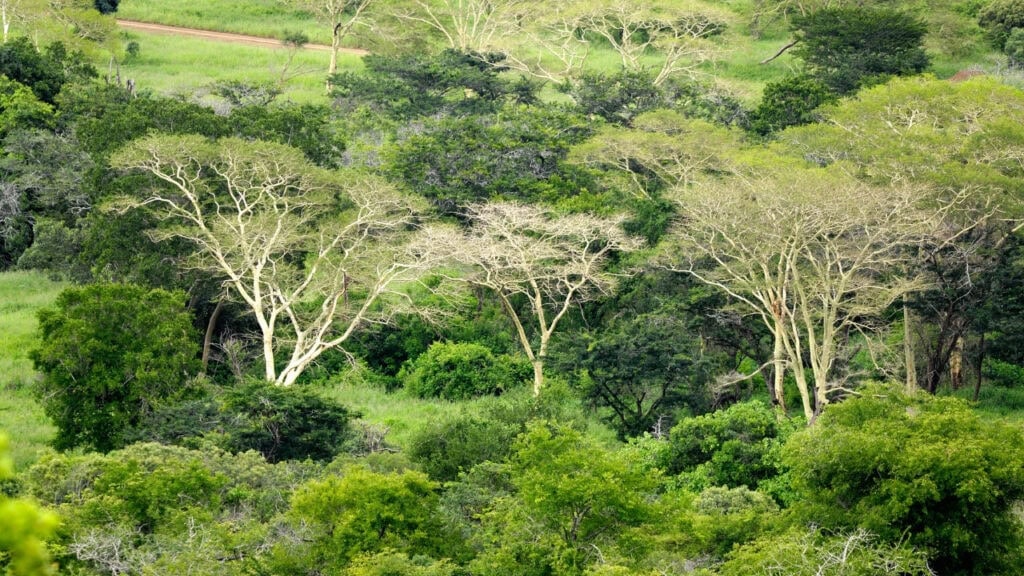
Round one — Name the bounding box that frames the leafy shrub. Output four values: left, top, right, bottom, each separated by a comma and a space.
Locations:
221, 379, 357, 463
1005, 27, 1024, 67
783, 386, 1024, 575
0, 434, 58, 576
567, 69, 664, 125
31, 284, 200, 452
408, 415, 519, 482
344, 551, 457, 576
750, 75, 837, 135
979, 0, 1024, 48
718, 527, 932, 576
383, 104, 594, 210
661, 401, 792, 492
277, 466, 443, 571
401, 342, 530, 400
24, 443, 313, 575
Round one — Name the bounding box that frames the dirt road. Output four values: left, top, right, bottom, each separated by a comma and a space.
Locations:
116, 20, 369, 56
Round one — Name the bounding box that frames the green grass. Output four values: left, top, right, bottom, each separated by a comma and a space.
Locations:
0, 271, 62, 471
318, 371, 620, 452
119, 0, 332, 45
121, 31, 363, 104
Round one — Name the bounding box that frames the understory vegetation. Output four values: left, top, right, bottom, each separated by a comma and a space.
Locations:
1, 0, 1024, 575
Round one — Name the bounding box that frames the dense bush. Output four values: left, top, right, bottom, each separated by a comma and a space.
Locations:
407, 414, 518, 482
383, 104, 594, 210
554, 311, 710, 439
221, 379, 357, 463
661, 401, 792, 492
979, 0, 1024, 48
276, 466, 444, 571
793, 7, 930, 94
31, 284, 200, 452
401, 342, 530, 400
24, 443, 313, 575
784, 386, 1024, 575
1005, 27, 1024, 67
331, 49, 535, 120
749, 75, 836, 135
717, 527, 932, 576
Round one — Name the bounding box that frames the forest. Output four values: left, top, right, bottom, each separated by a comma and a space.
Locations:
1, 0, 1024, 574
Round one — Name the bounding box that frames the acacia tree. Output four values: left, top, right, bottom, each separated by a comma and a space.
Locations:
111, 135, 433, 387
390, 0, 526, 53
502, 0, 727, 86
669, 171, 950, 422
421, 203, 642, 395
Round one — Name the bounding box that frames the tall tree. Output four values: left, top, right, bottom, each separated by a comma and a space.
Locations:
420, 203, 642, 395
668, 169, 955, 422
111, 135, 434, 387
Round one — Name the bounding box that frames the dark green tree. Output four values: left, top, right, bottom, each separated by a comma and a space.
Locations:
383, 104, 594, 210
792, 7, 930, 94
220, 379, 356, 463
94, 0, 120, 14
553, 311, 710, 439
31, 284, 200, 452
978, 0, 1024, 49
750, 74, 836, 135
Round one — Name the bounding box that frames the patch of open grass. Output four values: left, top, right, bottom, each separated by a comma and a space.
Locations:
317, 372, 620, 452
0, 271, 62, 471
121, 31, 363, 104
118, 0, 332, 44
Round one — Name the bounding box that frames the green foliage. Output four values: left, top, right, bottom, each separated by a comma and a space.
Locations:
750, 74, 836, 135
718, 526, 933, 576
281, 466, 442, 570
0, 435, 58, 576
978, 0, 1024, 48
383, 104, 595, 210
554, 312, 709, 439
24, 442, 313, 575
344, 551, 457, 576
228, 103, 346, 167
221, 379, 357, 463
566, 72, 749, 128
567, 70, 664, 126
408, 414, 518, 482
662, 401, 792, 493
1005, 27, 1024, 66
783, 386, 1024, 575
0, 78, 53, 139
658, 485, 780, 560
472, 422, 657, 574
30, 283, 200, 452
402, 341, 530, 400
72, 93, 228, 157
331, 49, 536, 120
793, 7, 930, 94
0, 39, 69, 104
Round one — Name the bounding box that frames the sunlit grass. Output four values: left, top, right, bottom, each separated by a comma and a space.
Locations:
120, 31, 363, 104
118, 0, 332, 44
317, 371, 620, 452
0, 271, 62, 471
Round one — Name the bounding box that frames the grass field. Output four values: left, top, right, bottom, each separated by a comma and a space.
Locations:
119, 0, 331, 44
0, 272, 61, 471
120, 30, 363, 104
